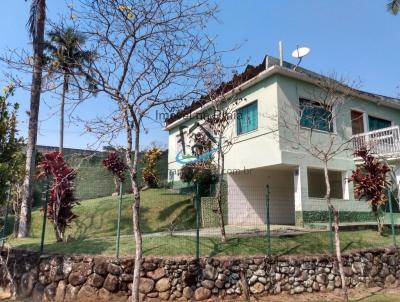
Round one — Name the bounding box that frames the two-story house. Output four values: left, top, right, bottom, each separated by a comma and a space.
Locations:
165, 56, 400, 228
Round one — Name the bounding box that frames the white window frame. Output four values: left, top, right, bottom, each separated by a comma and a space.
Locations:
298, 97, 337, 134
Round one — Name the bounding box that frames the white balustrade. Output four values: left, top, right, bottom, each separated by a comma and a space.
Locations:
352, 125, 400, 158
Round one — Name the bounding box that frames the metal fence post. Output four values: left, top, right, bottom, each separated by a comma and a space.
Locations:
328, 206, 334, 254
266, 185, 271, 256
1, 186, 11, 245
195, 182, 200, 259
40, 179, 50, 254
388, 190, 397, 246
116, 182, 123, 258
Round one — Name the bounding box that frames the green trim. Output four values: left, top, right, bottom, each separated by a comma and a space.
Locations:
384, 213, 400, 224
302, 211, 375, 223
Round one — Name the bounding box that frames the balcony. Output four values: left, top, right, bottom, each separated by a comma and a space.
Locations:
352, 125, 400, 159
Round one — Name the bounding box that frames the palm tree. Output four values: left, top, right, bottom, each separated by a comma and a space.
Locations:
44, 26, 94, 152
387, 0, 400, 15
18, 0, 46, 238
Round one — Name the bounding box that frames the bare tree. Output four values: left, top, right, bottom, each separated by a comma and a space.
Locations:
71, 1, 222, 300
192, 73, 249, 242
18, 0, 47, 238
277, 73, 359, 300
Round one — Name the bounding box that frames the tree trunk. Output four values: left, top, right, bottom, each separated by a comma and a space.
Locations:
12, 217, 19, 238
12, 200, 20, 237
374, 210, 385, 235
54, 225, 63, 242
53, 190, 63, 242
59, 74, 68, 153
332, 208, 348, 300
18, 0, 46, 238
12, 187, 21, 237
122, 112, 142, 302
216, 149, 226, 242
324, 163, 348, 300
114, 178, 120, 195
131, 130, 142, 302
131, 173, 142, 302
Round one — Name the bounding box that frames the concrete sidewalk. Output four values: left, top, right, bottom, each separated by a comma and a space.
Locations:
168, 224, 312, 238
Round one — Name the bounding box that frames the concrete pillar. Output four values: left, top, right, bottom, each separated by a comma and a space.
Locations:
294, 165, 308, 226
394, 164, 400, 200
342, 170, 350, 200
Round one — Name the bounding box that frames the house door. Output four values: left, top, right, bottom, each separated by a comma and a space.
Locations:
351, 110, 364, 135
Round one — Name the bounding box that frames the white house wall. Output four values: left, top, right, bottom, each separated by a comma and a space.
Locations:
227, 168, 295, 225
167, 76, 282, 183
167, 71, 400, 226
169, 73, 400, 182
276, 74, 400, 170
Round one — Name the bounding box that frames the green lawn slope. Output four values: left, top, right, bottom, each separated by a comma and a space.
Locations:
6, 188, 400, 257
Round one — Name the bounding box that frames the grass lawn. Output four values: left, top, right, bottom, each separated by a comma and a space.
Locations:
8, 229, 399, 257
260, 288, 400, 302
19, 188, 196, 240
5, 188, 399, 257
358, 293, 400, 302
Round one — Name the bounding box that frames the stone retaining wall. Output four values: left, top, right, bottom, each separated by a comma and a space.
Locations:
0, 247, 399, 301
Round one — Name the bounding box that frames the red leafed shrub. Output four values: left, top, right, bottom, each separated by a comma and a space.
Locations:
103, 152, 127, 193
349, 147, 390, 234
36, 151, 78, 242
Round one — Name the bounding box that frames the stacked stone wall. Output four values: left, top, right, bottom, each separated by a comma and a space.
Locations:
0, 247, 398, 301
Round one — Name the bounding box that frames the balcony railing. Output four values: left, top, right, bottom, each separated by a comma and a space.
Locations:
352, 125, 400, 158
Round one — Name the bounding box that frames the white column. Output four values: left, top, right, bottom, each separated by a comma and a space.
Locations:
394, 164, 400, 200
342, 170, 350, 200
294, 165, 308, 226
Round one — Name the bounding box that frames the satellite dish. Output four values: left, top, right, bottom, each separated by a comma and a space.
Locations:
291, 46, 310, 70
291, 47, 310, 59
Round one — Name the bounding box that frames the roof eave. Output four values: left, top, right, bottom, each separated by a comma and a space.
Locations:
164, 65, 278, 130
165, 65, 400, 131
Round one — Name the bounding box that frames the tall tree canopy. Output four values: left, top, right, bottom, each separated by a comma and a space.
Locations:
0, 85, 24, 202
387, 0, 400, 15
19, 0, 46, 238
44, 26, 95, 151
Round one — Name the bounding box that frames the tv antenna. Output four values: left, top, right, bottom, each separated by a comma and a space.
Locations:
291, 46, 310, 70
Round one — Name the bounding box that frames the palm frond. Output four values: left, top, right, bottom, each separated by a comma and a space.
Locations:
44, 26, 97, 93
387, 0, 400, 15
26, 0, 46, 41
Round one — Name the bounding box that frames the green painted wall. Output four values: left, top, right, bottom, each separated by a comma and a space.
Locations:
302, 211, 375, 224
34, 151, 168, 203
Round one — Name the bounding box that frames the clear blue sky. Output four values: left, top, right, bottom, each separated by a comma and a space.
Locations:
1, 0, 399, 150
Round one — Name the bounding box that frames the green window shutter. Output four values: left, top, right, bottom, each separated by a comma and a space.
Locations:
368, 116, 391, 131
237, 101, 258, 135
237, 106, 245, 134
242, 105, 249, 133
248, 102, 258, 131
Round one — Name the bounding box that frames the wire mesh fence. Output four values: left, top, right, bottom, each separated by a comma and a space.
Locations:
2, 179, 399, 258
